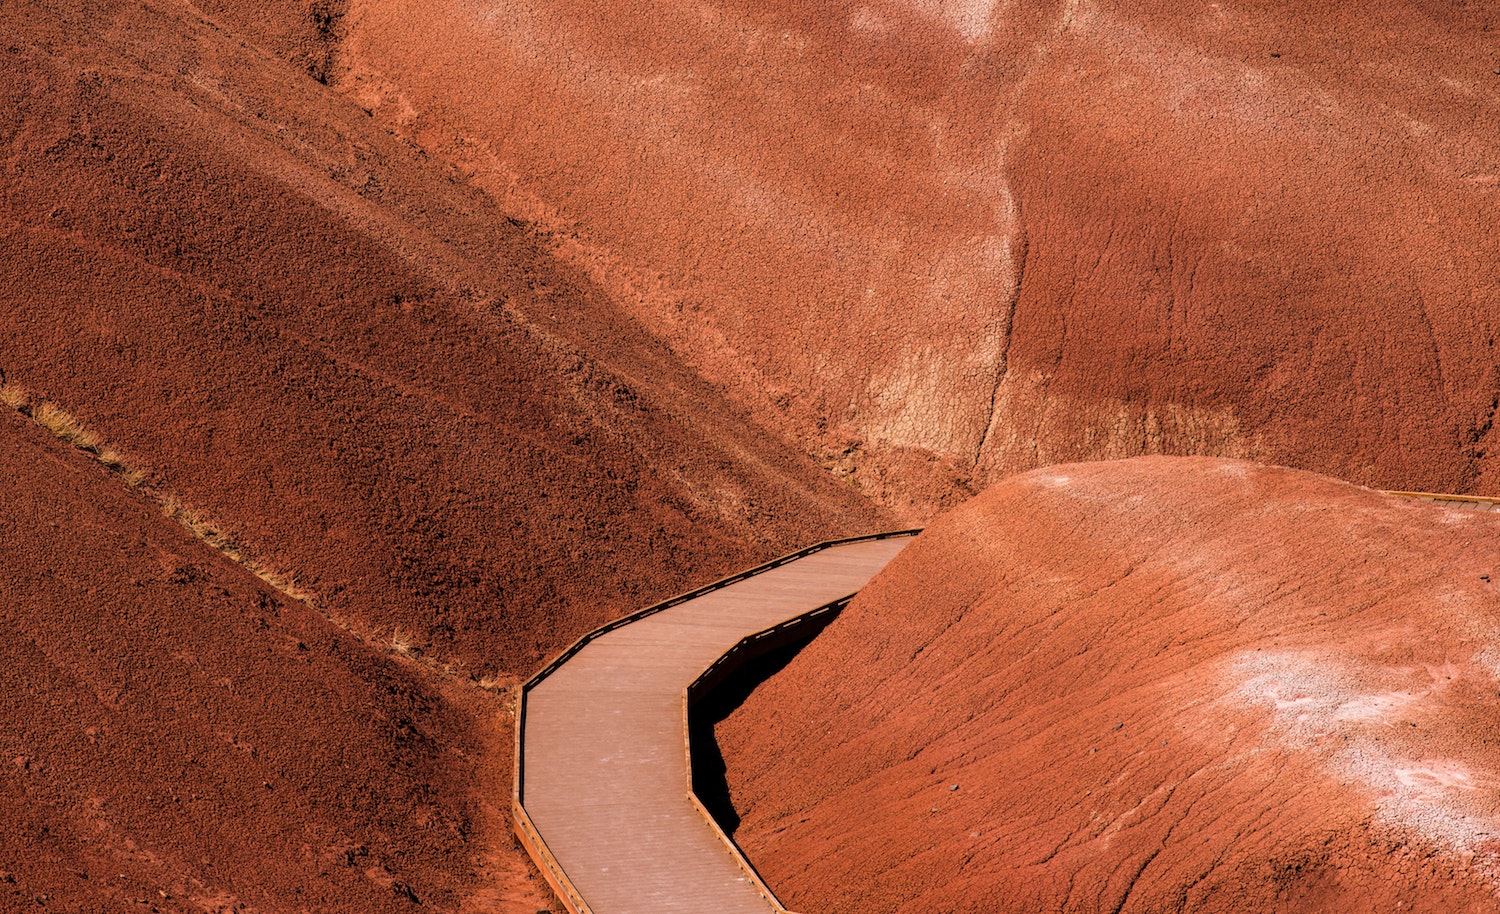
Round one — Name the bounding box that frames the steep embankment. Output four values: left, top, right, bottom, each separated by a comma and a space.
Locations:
0, 405, 540, 912
0, 2, 888, 909
719, 458, 1500, 913
0, 0, 885, 680
335, 0, 1500, 511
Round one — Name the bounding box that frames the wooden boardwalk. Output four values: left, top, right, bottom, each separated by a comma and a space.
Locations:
1388, 490, 1500, 512
514, 533, 916, 914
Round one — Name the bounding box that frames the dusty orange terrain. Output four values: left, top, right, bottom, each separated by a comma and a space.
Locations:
340, 0, 1500, 511
719, 457, 1500, 913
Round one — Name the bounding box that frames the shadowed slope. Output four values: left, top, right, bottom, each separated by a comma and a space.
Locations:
0, 402, 532, 912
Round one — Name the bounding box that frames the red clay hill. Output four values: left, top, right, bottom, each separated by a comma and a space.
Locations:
0, 0, 883, 909
719, 457, 1500, 913
0, 403, 546, 912
4, 0, 1500, 911
0, 0, 883, 679
340, 0, 1500, 512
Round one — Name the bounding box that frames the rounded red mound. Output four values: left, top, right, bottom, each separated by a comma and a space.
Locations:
719, 457, 1500, 913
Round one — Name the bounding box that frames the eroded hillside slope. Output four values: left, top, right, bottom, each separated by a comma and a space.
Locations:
337, 0, 1500, 511
0, 405, 544, 912
0, 3, 894, 908
720, 458, 1500, 913
0, 0, 885, 680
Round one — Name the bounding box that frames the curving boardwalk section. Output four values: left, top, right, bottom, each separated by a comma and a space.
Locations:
515, 533, 916, 914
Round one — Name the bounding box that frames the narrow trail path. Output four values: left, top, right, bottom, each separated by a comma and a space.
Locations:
513, 533, 916, 914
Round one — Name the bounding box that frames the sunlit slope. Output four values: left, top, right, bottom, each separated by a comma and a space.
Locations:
721, 458, 1500, 913
339, 0, 1500, 511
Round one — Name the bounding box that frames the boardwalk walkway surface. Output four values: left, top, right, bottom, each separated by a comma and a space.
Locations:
515, 533, 916, 914
1389, 490, 1500, 512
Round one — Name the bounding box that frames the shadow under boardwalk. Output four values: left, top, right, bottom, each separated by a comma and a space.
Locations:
690, 617, 837, 835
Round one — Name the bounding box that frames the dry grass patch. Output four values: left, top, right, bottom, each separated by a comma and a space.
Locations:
31, 400, 105, 451
1, 384, 149, 486
159, 494, 315, 604
385, 627, 501, 688
99, 451, 147, 487
0, 382, 28, 410
390, 627, 418, 656
161, 493, 241, 556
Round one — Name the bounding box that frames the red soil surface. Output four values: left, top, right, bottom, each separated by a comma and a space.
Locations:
0, 0, 884, 679
719, 457, 1500, 913
339, 0, 1500, 513
6, 0, 1500, 910
0, 1, 884, 909
0, 406, 544, 912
